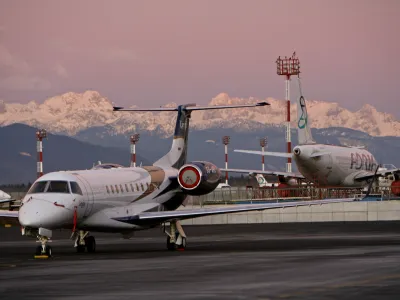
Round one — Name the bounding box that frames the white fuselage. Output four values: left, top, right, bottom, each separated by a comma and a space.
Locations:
293, 144, 378, 187
18, 166, 182, 233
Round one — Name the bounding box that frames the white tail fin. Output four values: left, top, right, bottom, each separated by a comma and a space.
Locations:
113, 102, 269, 169
296, 78, 315, 145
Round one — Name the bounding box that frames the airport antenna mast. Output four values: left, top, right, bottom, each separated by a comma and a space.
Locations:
222, 136, 230, 184
130, 133, 140, 167
36, 129, 47, 178
276, 52, 300, 173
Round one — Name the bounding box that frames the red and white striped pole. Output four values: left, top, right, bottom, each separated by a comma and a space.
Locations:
130, 133, 140, 167
260, 137, 267, 171
276, 53, 300, 174
286, 74, 292, 173
222, 136, 230, 184
36, 129, 47, 178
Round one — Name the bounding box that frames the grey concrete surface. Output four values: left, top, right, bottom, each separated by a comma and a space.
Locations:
1, 223, 400, 299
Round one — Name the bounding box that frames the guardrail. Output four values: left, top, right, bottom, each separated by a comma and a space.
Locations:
187, 186, 397, 206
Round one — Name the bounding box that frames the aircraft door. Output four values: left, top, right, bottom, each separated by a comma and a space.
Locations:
75, 175, 94, 218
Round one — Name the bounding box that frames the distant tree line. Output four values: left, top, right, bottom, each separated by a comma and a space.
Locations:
0, 182, 32, 192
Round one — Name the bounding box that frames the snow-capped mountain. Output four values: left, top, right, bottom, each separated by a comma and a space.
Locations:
0, 90, 399, 137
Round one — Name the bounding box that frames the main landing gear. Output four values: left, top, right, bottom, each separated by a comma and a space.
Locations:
165, 220, 187, 251
72, 230, 96, 253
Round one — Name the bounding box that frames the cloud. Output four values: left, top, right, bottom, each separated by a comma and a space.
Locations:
0, 75, 51, 91
0, 45, 31, 74
54, 63, 68, 78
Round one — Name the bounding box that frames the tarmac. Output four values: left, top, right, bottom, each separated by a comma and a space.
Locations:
1, 222, 400, 299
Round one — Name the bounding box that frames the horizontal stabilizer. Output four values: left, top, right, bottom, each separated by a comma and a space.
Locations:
234, 149, 293, 158
188, 102, 269, 111
113, 102, 269, 112
113, 106, 178, 112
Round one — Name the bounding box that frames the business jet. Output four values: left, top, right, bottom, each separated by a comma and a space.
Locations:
0, 102, 356, 257
232, 87, 400, 193
0, 189, 12, 204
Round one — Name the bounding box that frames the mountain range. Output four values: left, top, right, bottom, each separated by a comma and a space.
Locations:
0, 91, 399, 184
0, 124, 148, 184
0, 90, 399, 137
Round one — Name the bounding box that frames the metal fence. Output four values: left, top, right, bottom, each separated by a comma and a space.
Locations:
187, 185, 397, 207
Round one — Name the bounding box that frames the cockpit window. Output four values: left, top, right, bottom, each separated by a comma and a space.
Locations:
70, 182, 83, 195
27, 181, 48, 194
46, 181, 70, 193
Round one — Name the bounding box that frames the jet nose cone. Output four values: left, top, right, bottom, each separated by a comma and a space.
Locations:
18, 198, 73, 229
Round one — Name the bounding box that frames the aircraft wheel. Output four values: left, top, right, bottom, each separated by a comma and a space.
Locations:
166, 236, 175, 251
76, 245, 85, 253
85, 236, 96, 253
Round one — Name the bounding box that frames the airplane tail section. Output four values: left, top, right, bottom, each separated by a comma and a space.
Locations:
113, 101, 269, 169
296, 78, 315, 145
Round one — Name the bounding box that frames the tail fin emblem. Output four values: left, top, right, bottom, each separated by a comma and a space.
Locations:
298, 96, 308, 129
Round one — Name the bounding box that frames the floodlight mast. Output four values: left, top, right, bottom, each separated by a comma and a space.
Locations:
276, 52, 300, 173
130, 133, 140, 167
222, 136, 230, 184
259, 137, 267, 171
36, 129, 47, 178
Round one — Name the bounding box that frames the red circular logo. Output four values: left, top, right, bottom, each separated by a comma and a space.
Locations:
178, 166, 201, 189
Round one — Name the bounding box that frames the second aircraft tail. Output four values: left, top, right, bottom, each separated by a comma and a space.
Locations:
296, 78, 315, 145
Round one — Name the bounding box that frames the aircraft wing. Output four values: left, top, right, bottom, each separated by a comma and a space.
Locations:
234, 149, 293, 158
0, 210, 19, 226
0, 198, 16, 204
221, 168, 305, 179
354, 168, 400, 181
113, 198, 354, 225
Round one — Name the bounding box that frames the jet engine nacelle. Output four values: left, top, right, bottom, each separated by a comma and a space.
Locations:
177, 161, 221, 196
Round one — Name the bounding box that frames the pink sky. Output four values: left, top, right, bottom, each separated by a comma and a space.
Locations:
0, 0, 399, 116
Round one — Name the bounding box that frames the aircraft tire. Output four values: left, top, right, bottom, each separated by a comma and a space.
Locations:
85, 236, 96, 253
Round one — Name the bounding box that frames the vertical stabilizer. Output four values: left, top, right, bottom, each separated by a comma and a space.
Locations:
297, 95, 315, 145
112, 101, 269, 170
153, 105, 192, 169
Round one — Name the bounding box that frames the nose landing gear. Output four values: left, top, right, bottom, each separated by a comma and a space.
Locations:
21, 227, 53, 258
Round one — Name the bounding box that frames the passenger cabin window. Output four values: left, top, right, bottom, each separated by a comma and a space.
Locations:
115, 185, 119, 193
27, 181, 48, 194
125, 184, 129, 192
70, 182, 83, 195
106, 186, 110, 194
141, 183, 144, 191
110, 185, 114, 193
120, 184, 124, 193
136, 183, 139, 191
130, 183, 134, 192
47, 181, 70, 193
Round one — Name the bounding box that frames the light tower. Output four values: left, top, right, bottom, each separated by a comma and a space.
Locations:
130, 133, 140, 167
259, 137, 268, 171
222, 136, 230, 184
36, 129, 47, 178
276, 52, 300, 173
